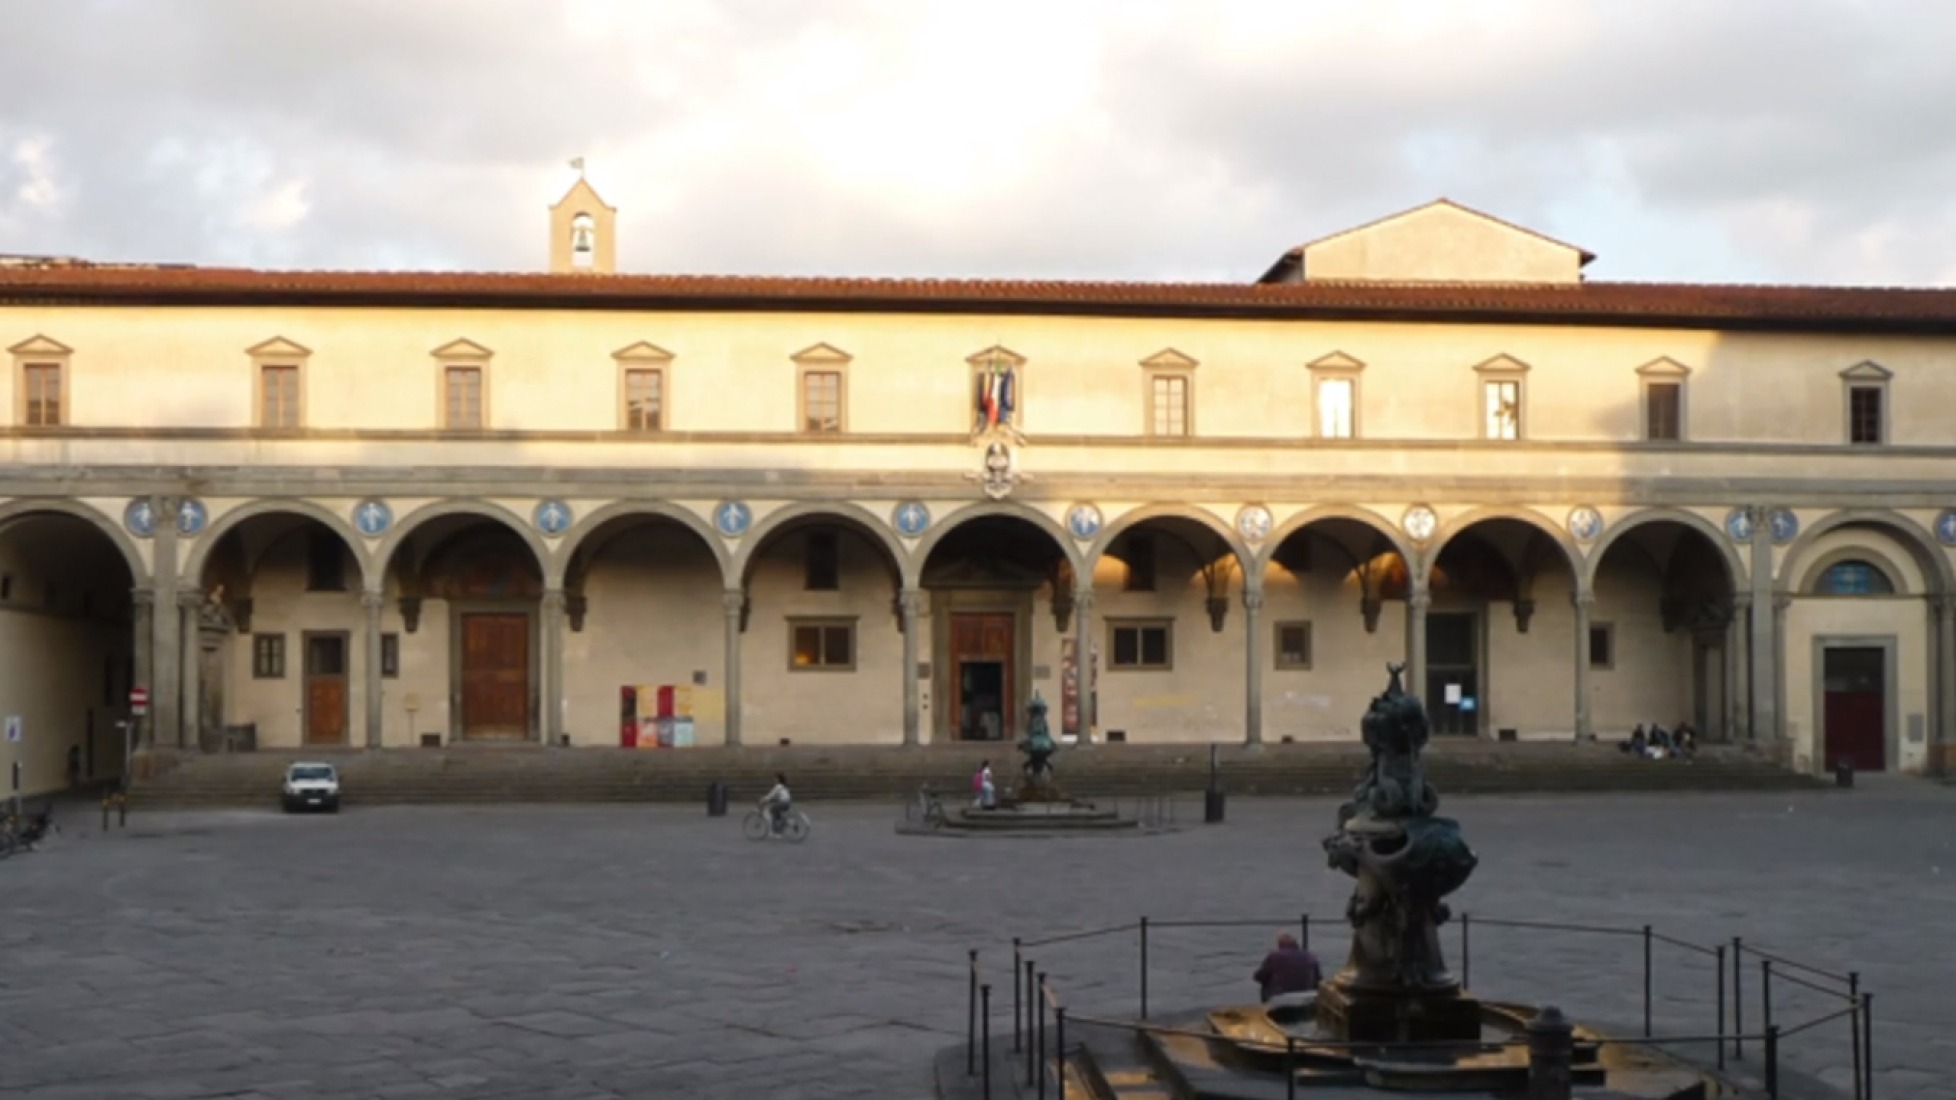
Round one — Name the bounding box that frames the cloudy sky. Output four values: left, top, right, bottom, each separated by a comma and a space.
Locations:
2, 0, 1952, 284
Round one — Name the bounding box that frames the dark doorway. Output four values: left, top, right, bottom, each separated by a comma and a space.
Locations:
1822, 646, 1886, 772
1426, 612, 1479, 736
950, 612, 1014, 740
959, 661, 1006, 741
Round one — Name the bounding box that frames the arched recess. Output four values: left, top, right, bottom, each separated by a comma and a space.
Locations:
731, 501, 908, 593
181, 499, 373, 590
1585, 507, 1742, 741
0, 502, 143, 789
554, 501, 732, 589
918, 504, 1079, 743
1776, 509, 1952, 597
1798, 550, 1908, 596
1086, 505, 1248, 579
373, 500, 553, 593
908, 500, 1084, 587
1089, 505, 1250, 639
1427, 506, 1586, 592
0, 498, 147, 583
1256, 505, 1416, 577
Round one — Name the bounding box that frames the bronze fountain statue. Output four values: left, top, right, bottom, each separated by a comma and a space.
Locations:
1016, 693, 1060, 800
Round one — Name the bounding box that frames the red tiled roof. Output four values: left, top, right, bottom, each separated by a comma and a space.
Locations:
4, 263, 1956, 332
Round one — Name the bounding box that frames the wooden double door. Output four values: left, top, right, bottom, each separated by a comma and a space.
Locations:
949, 612, 1015, 741
460, 611, 531, 739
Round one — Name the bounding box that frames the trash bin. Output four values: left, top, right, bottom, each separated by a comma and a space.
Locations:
707, 780, 729, 816
1834, 759, 1854, 788
1204, 788, 1226, 824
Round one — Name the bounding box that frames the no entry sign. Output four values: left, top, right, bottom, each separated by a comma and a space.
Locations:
130, 686, 149, 716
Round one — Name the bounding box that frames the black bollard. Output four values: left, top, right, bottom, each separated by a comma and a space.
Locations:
1203, 744, 1226, 823
1526, 1006, 1574, 1100
706, 781, 728, 817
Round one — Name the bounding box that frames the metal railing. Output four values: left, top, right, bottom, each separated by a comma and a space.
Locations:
963, 913, 1876, 1100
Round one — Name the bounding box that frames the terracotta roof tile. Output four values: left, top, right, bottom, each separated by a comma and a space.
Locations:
4, 264, 1956, 331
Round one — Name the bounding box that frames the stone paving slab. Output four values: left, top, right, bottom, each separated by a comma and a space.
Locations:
0, 778, 1950, 1098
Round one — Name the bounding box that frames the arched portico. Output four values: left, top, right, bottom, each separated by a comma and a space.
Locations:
182, 498, 373, 591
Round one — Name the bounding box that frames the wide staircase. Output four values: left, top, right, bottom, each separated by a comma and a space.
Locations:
128, 740, 1823, 809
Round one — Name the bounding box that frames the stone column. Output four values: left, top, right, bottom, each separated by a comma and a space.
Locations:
540, 588, 566, 745
1772, 592, 1791, 759
363, 591, 385, 749
1243, 587, 1265, 746
1747, 507, 1777, 743
722, 590, 744, 747
1571, 591, 1593, 739
1938, 595, 1956, 776
899, 588, 922, 746
130, 587, 155, 747
1726, 593, 1752, 743
151, 496, 182, 749
1405, 585, 1430, 705
177, 589, 202, 750
1073, 583, 1096, 741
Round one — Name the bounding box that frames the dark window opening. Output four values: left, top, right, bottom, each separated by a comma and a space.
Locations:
1645, 382, 1681, 441
307, 532, 347, 592
1122, 534, 1157, 592
1849, 386, 1884, 445
805, 530, 839, 591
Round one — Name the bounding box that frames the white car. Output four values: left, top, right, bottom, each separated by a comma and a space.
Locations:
281, 761, 341, 813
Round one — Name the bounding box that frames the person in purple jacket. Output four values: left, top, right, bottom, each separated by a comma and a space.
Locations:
1253, 933, 1322, 1002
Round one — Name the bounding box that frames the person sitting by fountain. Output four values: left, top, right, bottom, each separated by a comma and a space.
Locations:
972, 759, 995, 809
1252, 932, 1322, 1003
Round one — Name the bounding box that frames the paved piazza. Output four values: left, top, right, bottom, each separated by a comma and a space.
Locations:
2, 780, 1952, 1099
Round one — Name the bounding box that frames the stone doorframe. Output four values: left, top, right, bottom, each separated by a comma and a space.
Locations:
446, 600, 540, 742
1808, 633, 1899, 773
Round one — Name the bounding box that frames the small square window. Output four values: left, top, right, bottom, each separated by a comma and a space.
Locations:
1644, 382, 1681, 442
381, 633, 400, 679
1109, 621, 1172, 670
253, 634, 286, 679
1588, 624, 1614, 670
1121, 534, 1156, 593
804, 530, 839, 591
789, 619, 855, 671
1848, 385, 1883, 445
624, 368, 663, 432
1274, 622, 1312, 670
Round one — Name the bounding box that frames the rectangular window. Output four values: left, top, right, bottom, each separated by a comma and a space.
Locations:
804, 531, 839, 591
624, 368, 663, 432
1644, 382, 1681, 442
1849, 385, 1883, 445
1317, 376, 1354, 439
789, 619, 855, 671
22, 362, 61, 426
381, 633, 400, 679
1109, 620, 1172, 670
1121, 534, 1156, 592
1588, 624, 1614, 670
802, 370, 842, 433
445, 366, 484, 429
1150, 374, 1189, 437
260, 364, 301, 429
252, 634, 286, 679
306, 532, 346, 592
1484, 379, 1521, 440
1275, 622, 1313, 670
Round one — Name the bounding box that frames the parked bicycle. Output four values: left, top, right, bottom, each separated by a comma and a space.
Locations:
904, 786, 947, 830
743, 806, 811, 843
0, 803, 55, 859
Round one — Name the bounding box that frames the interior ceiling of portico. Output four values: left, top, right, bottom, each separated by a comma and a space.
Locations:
404, 521, 542, 600
0, 514, 133, 617
1269, 520, 1400, 583
922, 516, 1064, 589
742, 517, 902, 590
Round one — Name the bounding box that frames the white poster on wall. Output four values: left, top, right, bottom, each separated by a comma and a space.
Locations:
1443, 684, 1463, 705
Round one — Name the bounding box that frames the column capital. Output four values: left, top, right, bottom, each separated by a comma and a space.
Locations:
1933, 592, 1956, 614
1772, 592, 1793, 613
131, 586, 156, 608
897, 588, 923, 616
1730, 591, 1754, 610
176, 588, 203, 610
1072, 586, 1095, 611
1242, 589, 1264, 612
1407, 591, 1432, 612
361, 591, 386, 612
1570, 591, 1595, 610
723, 589, 747, 615
540, 588, 567, 611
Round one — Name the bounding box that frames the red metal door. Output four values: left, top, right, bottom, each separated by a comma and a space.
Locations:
1823, 690, 1885, 772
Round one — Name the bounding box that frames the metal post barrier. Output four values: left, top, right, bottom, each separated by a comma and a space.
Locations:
1732, 937, 1744, 1060
1012, 939, 1023, 1052
1849, 972, 1863, 1100
1761, 960, 1773, 1038
981, 984, 992, 1100
1024, 959, 1036, 1082
1139, 916, 1150, 1019
1299, 913, 1309, 953
1764, 1024, 1780, 1099
1055, 1007, 1066, 1099
1036, 972, 1048, 1099
1862, 992, 1874, 1100
1461, 911, 1471, 989
967, 949, 978, 1077
1285, 1034, 1297, 1100
1642, 924, 1653, 1038
1715, 945, 1727, 1072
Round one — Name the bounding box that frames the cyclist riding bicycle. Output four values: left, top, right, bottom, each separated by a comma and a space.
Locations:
758, 773, 792, 833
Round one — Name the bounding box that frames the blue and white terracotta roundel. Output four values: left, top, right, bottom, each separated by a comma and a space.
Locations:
1724, 507, 1754, 543
123, 498, 158, 539
1066, 503, 1103, 541
1937, 509, 1956, 547
892, 501, 931, 538
1767, 508, 1799, 545
1235, 505, 1273, 545
1566, 505, 1603, 543
175, 498, 208, 537
533, 499, 573, 536
714, 501, 753, 538
353, 499, 393, 538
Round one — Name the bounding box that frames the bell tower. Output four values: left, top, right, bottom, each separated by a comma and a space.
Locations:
549, 164, 617, 274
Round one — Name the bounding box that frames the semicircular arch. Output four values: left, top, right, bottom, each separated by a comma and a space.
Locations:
731, 501, 910, 590
0, 498, 147, 583
1428, 505, 1587, 593
1254, 505, 1415, 579
1583, 507, 1745, 591
1777, 508, 1953, 596
373, 499, 554, 591
180, 498, 374, 590
554, 501, 732, 588
908, 500, 1083, 588
1084, 504, 1249, 578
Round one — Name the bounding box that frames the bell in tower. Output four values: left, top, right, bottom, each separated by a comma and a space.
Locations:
549, 163, 617, 274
